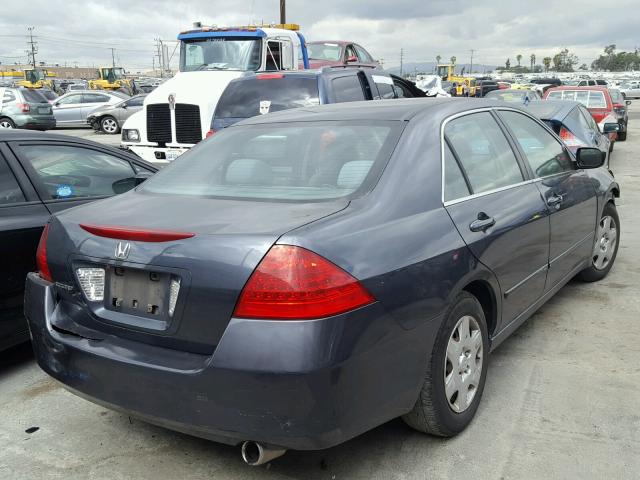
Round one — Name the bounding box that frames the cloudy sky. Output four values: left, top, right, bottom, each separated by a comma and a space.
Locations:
0, 0, 637, 71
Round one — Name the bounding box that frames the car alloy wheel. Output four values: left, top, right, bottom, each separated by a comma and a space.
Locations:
444, 315, 483, 413
592, 215, 618, 271
101, 117, 119, 134
0, 119, 14, 129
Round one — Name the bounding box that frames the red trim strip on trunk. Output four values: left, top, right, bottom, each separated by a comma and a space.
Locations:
80, 224, 195, 242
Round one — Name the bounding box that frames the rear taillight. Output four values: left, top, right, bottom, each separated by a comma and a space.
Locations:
18, 103, 30, 113
36, 224, 52, 282
79, 224, 194, 242
233, 245, 375, 320
206, 129, 215, 138
559, 127, 586, 147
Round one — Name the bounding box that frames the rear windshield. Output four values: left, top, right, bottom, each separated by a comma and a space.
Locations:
214, 76, 320, 121
142, 121, 402, 201
485, 90, 527, 102
609, 90, 623, 103
21, 89, 48, 103
546, 90, 607, 108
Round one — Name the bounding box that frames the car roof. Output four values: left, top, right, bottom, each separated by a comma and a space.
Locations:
0, 130, 157, 169
547, 86, 609, 92
524, 100, 581, 120
236, 98, 517, 125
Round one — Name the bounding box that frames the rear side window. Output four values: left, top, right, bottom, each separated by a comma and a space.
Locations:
2, 90, 16, 104
18, 145, 137, 200
83, 94, 110, 103
215, 77, 320, 120
0, 156, 25, 205
126, 96, 145, 107
443, 144, 470, 202
57, 94, 83, 105
499, 111, 574, 177
445, 112, 523, 194
142, 121, 402, 201
21, 89, 48, 104
372, 75, 396, 99
332, 75, 366, 102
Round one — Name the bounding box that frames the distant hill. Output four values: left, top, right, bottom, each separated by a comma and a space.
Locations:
385, 61, 498, 76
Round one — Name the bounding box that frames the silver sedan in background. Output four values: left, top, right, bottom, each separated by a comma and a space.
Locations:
87, 94, 145, 134
52, 90, 130, 128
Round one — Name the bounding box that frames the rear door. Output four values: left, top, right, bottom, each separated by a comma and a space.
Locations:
53, 93, 84, 124
0, 144, 50, 346
443, 111, 550, 325
498, 110, 598, 289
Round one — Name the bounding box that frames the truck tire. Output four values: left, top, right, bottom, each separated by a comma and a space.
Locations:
402, 291, 489, 437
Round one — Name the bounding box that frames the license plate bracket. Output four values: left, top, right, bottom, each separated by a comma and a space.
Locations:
105, 266, 171, 320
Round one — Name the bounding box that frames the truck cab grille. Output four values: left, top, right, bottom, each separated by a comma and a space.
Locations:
175, 104, 202, 144
147, 104, 171, 143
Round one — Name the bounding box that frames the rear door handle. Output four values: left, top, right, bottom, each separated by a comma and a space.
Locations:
469, 214, 496, 232
547, 194, 564, 208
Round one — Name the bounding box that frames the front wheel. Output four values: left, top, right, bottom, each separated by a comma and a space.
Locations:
577, 202, 620, 282
100, 116, 120, 134
402, 292, 489, 437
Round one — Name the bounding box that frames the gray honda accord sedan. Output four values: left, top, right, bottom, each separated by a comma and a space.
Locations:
25, 98, 620, 465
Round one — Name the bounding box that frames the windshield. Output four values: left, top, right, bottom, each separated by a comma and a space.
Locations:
307, 43, 342, 61
180, 38, 262, 71
25, 70, 45, 82
142, 121, 402, 201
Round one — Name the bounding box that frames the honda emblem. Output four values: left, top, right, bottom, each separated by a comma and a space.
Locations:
115, 241, 131, 260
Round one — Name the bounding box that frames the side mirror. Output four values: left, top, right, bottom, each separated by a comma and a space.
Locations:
626, 100, 632, 106
346, 55, 358, 63
134, 171, 153, 185
602, 123, 620, 134
576, 147, 605, 169
121, 104, 128, 109
54, 102, 60, 107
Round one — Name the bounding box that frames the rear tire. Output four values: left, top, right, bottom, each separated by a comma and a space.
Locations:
402, 292, 489, 437
577, 202, 620, 282
618, 125, 627, 142
0, 117, 16, 129
100, 116, 120, 134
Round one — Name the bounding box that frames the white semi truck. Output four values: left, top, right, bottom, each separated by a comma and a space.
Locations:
121, 23, 309, 164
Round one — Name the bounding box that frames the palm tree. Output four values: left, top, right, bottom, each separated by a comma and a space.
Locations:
450, 56, 456, 65
516, 54, 523, 67
530, 54, 536, 71
543, 57, 552, 72
505, 58, 511, 70
436, 55, 442, 65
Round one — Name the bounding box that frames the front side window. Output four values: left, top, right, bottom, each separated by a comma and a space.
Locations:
142, 121, 402, 201
180, 37, 262, 72
307, 43, 342, 61
126, 96, 145, 107
332, 75, 366, 102
499, 111, 574, 177
445, 112, 523, 194
0, 157, 25, 205
18, 145, 137, 200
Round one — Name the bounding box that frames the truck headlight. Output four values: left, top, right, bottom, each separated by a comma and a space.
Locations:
122, 129, 140, 142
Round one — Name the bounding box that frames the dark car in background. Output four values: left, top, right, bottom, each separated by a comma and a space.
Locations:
0, 87, 56, 130
303, 41, 378, 69
608, 88, 630, 141
0, 130, 157, 351
475, 80, 500, 97
210, 68, 417, 133
25, 99, 619, 464
524, 100, 613, 168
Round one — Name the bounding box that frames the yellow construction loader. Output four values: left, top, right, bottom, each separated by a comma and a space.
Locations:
436, 63, 477, 96
89, 67, 136, 95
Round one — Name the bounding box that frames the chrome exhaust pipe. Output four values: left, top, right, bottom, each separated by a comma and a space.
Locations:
241, 441, 286, 466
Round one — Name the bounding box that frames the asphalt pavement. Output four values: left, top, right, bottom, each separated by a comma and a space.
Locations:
1, 108, 639, 480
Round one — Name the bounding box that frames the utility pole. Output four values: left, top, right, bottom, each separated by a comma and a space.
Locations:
469, 49, 475, 75
26, 26, 37, 68
280, 0, 286, 24
110, 48, 116, 68
154, 38, 164, 78
400, 48, 404, 77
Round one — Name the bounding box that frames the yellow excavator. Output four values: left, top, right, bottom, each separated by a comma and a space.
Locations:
89, 67, 136, 95
17, 68, 56, 89
436, 64, 477, 97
